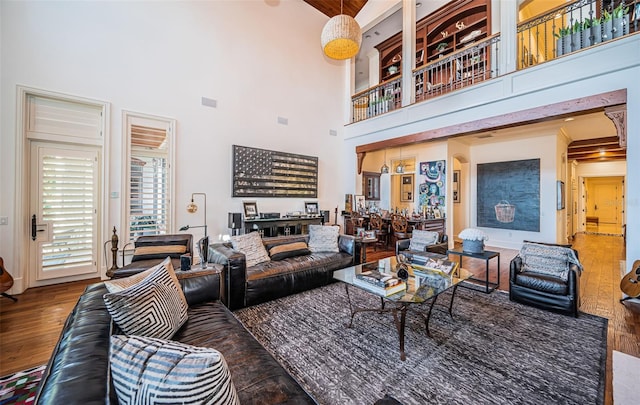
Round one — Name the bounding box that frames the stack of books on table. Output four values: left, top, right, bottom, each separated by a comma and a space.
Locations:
354, 270, 407, 296
411, 256, 459, 277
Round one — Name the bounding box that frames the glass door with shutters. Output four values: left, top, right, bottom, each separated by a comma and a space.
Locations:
30, 143, 99, 280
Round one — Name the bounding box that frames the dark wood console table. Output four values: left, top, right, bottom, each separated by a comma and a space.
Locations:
447, 248, 500, 293
244, 216, 322, 237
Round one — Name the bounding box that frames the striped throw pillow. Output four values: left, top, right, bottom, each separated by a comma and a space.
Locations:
110, 335, 240, 405
103, 257, 170, 293
103, 257, 188, 339
268, 241, 311, 261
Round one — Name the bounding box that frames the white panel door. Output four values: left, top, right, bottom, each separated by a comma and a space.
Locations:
30, 143, 99, 280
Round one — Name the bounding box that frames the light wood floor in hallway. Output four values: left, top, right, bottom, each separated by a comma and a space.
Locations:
1, 232, 638, 405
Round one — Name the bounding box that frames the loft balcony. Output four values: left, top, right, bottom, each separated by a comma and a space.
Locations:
350, 0, 640, 124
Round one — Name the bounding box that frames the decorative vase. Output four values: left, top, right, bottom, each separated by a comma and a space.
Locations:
612, 14, 628, 38
556, 38, 563, 57
463, 239, 484, 254
591, 24, 602, 45
602, 19, 612, 42
562, 36, 571, 55
571, 31, 581, 51
581, 29, 591, 48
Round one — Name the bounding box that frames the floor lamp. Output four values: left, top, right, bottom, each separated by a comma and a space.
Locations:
179, 192, 208, 268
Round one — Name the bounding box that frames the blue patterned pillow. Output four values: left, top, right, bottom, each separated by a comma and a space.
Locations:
110, 335, 240, 405
103, 257, 188, 339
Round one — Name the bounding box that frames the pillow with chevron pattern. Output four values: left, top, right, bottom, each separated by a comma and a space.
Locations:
103, 257, 188, 339
110, 335, 240, 405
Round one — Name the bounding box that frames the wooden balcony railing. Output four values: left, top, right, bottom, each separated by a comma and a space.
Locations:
517, 0, 640, 69
413, 34, 501, 103
351, 76, 402, 123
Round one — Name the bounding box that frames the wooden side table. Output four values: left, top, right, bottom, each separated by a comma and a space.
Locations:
447, 248, 500, 293
357, 237, 378, 263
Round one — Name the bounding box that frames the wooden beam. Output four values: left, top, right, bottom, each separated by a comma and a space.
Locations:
355, 89, 627, 154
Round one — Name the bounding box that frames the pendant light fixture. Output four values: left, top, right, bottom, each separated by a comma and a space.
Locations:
396, 147, 406, 173
380, 149, 389, 174
321, 0, 362, 60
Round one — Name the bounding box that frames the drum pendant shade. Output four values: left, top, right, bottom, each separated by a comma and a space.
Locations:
321, 14, 362, 60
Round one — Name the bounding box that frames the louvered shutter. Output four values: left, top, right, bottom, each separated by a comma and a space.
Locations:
126, 118, 172, 240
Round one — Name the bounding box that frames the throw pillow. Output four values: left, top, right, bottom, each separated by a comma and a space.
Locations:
230, 231, 270, 268
110, 335, 240, 405
308, 225, 339, 253
409, 230, 439, 252
269, 241, 311, 261
520, 242, 581, 280
103, 257, 168, 293
103, 257, 188, 339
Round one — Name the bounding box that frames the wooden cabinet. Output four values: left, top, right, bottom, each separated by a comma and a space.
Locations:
419, 0, 489, 64
362, 171, 381, 201
375, 0, 490, 81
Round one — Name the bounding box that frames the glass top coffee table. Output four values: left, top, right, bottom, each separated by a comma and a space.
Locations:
333, 255, 472, 361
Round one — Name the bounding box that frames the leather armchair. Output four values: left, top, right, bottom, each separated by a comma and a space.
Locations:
108, 234, 193, 278
509, 241, 581, 317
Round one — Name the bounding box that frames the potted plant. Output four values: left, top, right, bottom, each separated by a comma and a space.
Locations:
590, 16, 602, 45
581, 18, 592, 48
612, 3, 630, 38
554, 26, 571, 57
571, 20, 583, 51
458, 228, 488, 254
602, 10, 613, 41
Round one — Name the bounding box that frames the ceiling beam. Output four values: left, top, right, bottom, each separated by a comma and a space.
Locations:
302, 0, 368, 18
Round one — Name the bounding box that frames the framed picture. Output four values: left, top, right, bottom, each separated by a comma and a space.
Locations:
433, 208, 442, 219
345, 194, 353, 212
305, 202, 319, 215
354, 195, 366, 212
453, 170, 460, 203
355, 227, 366, 238
557, 181, 565, 210
243, 201, 258, 218
364, 230, 377, 239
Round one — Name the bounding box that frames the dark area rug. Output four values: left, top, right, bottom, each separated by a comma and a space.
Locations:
235, 283, 607, 405
0, 364, 46, 405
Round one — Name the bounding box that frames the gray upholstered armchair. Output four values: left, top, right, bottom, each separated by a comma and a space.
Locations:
396, 229, 449, 256
509, 241, 582, 317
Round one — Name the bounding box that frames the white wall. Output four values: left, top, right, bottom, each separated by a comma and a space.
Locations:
0, 1, 346, 289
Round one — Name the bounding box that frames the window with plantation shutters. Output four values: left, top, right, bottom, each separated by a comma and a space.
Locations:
124, 113, 175, 241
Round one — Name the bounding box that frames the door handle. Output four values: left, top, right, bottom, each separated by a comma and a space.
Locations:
594, 204, 598, 211
31, 214, 45, 241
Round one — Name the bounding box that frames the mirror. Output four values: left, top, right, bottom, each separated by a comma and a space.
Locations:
400, 174, 413, 202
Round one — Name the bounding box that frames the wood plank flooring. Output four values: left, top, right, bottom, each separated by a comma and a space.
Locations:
1, 232, 638, 405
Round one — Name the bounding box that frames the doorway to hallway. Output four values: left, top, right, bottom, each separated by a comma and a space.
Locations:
583, 176, 624, 236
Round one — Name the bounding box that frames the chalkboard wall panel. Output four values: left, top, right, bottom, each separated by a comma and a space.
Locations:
232, 145, 318, 198
477, 158, 540, 231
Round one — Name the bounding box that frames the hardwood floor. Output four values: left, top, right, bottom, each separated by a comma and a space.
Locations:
1, 232, 638, 405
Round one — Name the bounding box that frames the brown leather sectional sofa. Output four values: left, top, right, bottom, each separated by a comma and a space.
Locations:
209, 234, 357, 310
35, 268, 316, 404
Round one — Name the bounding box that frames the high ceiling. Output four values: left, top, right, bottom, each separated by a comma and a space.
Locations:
303, 0, 625, 164
302, 0, 368, 18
